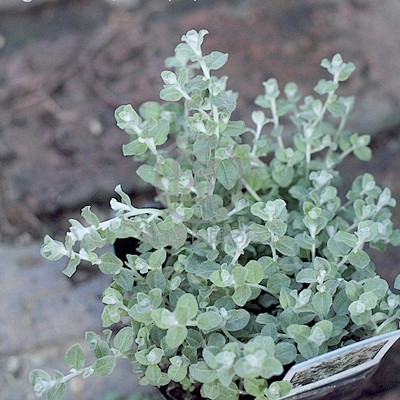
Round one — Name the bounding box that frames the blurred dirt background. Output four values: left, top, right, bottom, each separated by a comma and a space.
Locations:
1, 0, 400, 399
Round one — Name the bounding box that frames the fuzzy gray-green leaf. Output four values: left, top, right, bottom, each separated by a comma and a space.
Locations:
65, 344, 85, 370
216, 158, 239, 190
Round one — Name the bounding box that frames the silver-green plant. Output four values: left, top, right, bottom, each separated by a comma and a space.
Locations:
30, 29, 400, 400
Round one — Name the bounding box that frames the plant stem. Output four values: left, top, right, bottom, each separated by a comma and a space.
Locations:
325, 114, 348, 163
305, 142, 311, 177
310, 230, 316, 262
178, 88, 191, 101
186, 228, 198, 238
311, 75, 338, 130
375, 314, 399, 334
248, 283, 279, 299
59, 369, 84, 385
269, 237, 278, 261
336, 241, 364, 269
212, 105, 220, 138
127, 267, 146, 282
271, 98, 284, 148
250, 125, 262, 157
243, 179, 262, 202
338, 146, 356, 162
222, 327, 244, 348
311, 243, 316, 262
199, 59, 210, 80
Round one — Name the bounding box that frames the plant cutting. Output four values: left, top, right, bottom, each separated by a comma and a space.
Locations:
30, 29, 400, 400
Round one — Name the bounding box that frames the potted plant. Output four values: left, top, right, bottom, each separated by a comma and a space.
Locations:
30, 29, 400, 400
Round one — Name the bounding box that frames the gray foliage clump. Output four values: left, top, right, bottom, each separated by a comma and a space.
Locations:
30, 29, 400, 400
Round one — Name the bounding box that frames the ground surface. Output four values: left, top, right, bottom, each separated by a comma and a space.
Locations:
0, 243, 158, 400
1, 1, 400, 399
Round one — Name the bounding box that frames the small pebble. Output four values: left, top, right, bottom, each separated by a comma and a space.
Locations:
104, 0, 140, 9
7, 356, 20, 373
88, 119, 103, 136
70, 376, 85, 394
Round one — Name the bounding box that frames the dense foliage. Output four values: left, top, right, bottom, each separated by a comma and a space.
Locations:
30, 30, 400, 400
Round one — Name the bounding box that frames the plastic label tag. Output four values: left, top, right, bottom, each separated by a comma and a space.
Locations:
282, 329, 400, 399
